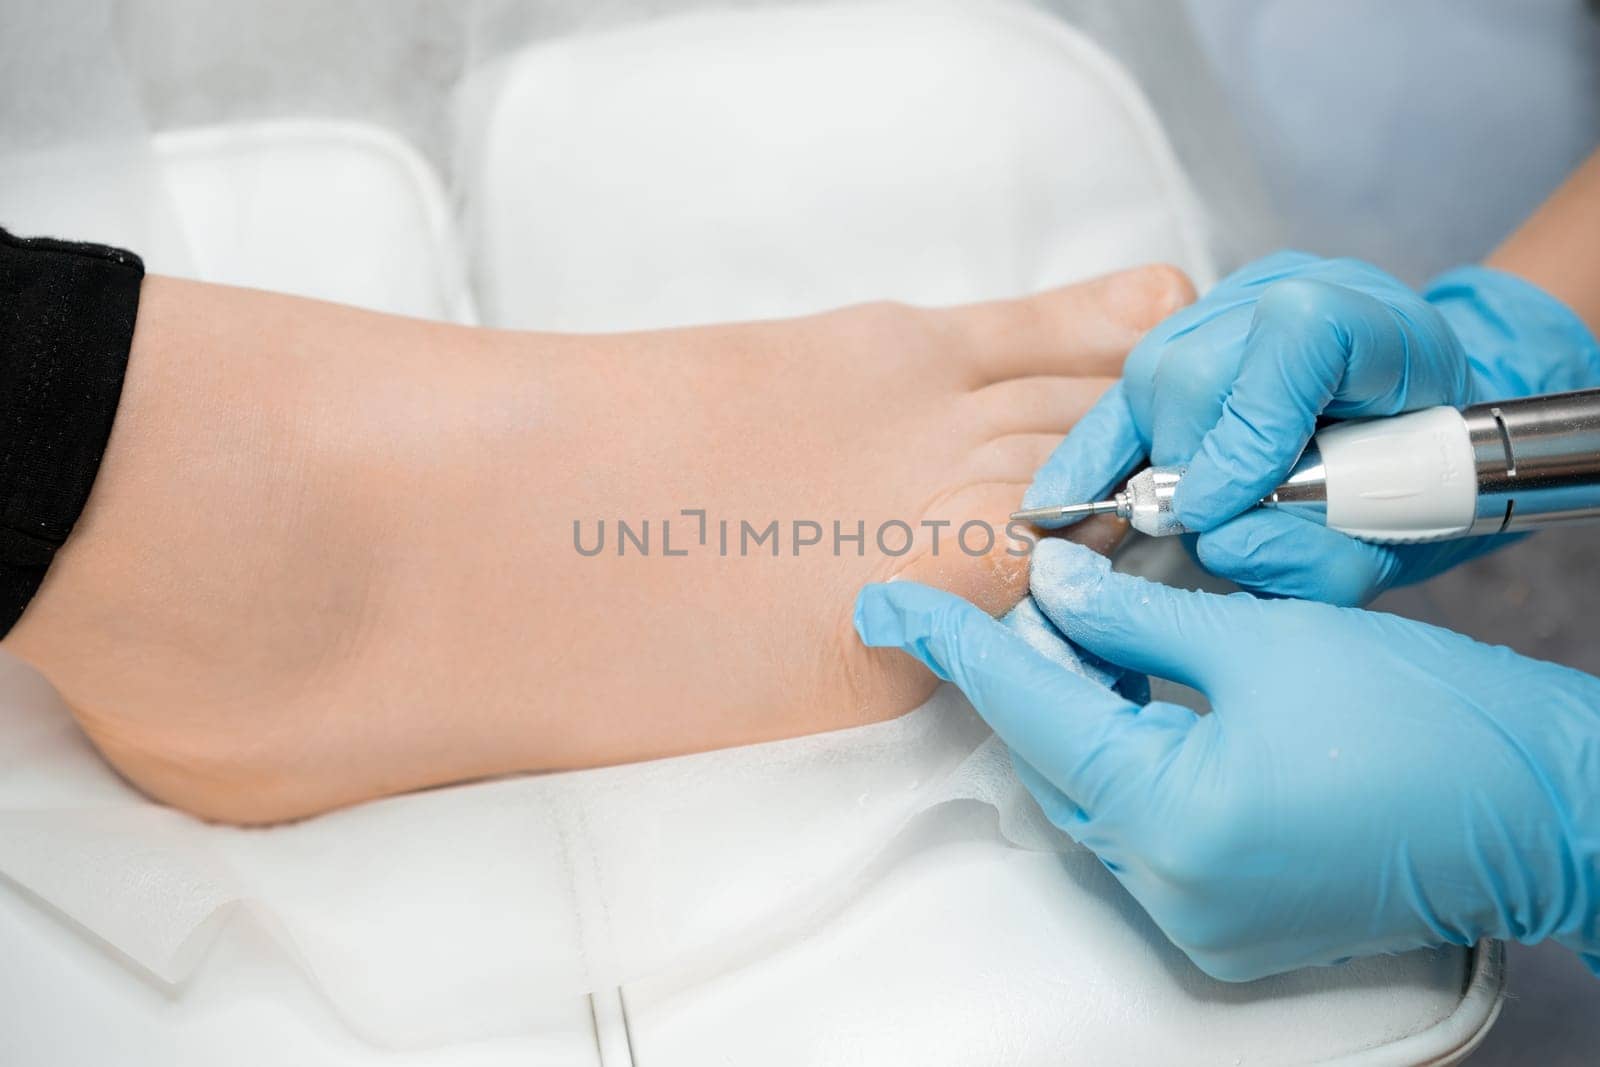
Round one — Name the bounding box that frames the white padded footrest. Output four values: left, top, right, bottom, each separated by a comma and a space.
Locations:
458, 0, 1216, 332
150, 120, 476, 324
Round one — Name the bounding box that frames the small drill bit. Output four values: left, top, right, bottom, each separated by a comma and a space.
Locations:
1010, 498, 1122, 524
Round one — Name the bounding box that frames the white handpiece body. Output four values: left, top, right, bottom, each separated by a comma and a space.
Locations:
1314, 406, 1478, 543
1112, 388, 1600, 542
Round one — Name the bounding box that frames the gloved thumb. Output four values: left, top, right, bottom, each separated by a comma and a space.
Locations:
1173, 279, 1370, 530
1176, 276, 1471, 531
854, 578, 1147, 813
1030, 538, 1255, 693
1020, 381, 1147, 525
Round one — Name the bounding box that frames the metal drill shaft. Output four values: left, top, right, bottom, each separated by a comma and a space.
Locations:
1010, 499, 1121, 524
1011, 467, 1186, 536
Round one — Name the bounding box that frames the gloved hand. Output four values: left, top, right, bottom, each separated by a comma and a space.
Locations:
1022, 252, 1600, 605
853, 539, 1600, 981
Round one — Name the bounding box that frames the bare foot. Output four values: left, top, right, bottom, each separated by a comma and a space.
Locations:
4, 265, 1192, 822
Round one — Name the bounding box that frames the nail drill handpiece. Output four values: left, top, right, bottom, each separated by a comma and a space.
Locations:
1012, 388, 1600, 543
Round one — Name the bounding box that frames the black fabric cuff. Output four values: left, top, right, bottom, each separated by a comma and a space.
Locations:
0, 228, 143, 636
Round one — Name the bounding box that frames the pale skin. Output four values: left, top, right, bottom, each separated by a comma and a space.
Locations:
2, 264, 1194, 823
1487, 148, 1600, 336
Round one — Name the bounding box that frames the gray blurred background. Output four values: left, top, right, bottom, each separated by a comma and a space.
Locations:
1178, 1, 1600, 1061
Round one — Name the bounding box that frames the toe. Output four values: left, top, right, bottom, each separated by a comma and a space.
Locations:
957, 433, 1066, 487
1052, 514, 1127, 556
940, 264, 1196, 385
890, 483, 1035, 618
966, 375, 1116, 437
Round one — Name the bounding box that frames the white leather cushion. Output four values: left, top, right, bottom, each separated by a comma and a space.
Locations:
460, 0, 1216, 332
150, 120, 476, 323
624, 821, 1499, 1066
0, 871, 598, 1067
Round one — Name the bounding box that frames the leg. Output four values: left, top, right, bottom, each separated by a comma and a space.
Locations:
5, 265, 1191, 822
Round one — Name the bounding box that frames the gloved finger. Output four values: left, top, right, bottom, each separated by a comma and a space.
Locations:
1008, 747, 1086, 827
854, 579, 1146, 810
1428, 265, 1600, 400
1196, 510, 1524, 607
1173, 280, 1406, 531
1389, 531, 1526, 588
1002, 597, 1153, 712
1001, 595, 1117, 687
1144, 339, 1243, 467
1029, 538, 1248, 692
1129, 257, 1321, 467
1194, 509, 1403, 607
1114, 668, 1152, 706
1212, 248, 1325, 294
1019, 381, 1145, 524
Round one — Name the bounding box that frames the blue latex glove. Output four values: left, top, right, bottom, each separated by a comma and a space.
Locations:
1022, 252, 1600, 605
853, 540, 1600, 982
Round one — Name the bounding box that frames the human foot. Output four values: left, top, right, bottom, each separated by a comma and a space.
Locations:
5, 266, 1191, 822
